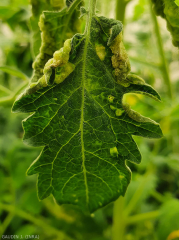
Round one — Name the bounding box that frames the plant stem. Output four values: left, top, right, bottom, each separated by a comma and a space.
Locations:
0, 81, 27, 107
127, 210, 159, 224
0, 85, 12, 95
43, 198, 74, 223
151, 190, 164, 203
91, 0, 97, 15
0, 203, 72, 240
112, 197, 126, 240
124, 169, 153, 217
129, 56, 161, 69
0, 213, 14, 236
85, 0, 97, 35
149, 0, 173, 99
116, 0, 127, 23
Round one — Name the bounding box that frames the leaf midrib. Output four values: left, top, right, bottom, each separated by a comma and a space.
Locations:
80, 42, 88, 206
80, 11, 96, 208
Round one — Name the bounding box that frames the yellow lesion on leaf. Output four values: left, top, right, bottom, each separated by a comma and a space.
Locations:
109, 103, 124, 117
115, 108, 124, 117
167, 230, 179, 240
108, 95, 115, 103
119, 175, 124, 179
95, 44, 106, 61
110, 32, 131, 87
110, 105, 116, 111
55, 62, 75, 84
29, 39, 75, 91
110, 147, 119, 157
50, 0, 64, 8
127, 74, 145, 85
123, 103, 158, 124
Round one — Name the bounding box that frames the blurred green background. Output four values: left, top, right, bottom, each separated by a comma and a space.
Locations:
0, 0, 179, 239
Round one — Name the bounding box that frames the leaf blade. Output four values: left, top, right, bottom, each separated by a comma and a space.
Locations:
12, 15, 162, 212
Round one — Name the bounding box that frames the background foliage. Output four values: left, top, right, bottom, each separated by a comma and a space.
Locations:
0, 0, 179, 239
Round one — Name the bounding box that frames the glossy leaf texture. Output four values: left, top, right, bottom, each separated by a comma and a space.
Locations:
12, 15, 163, 213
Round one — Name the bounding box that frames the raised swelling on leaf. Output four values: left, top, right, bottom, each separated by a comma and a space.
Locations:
151, 0, 179, 47
30, 0, 64, 58
12, 11, 163, 212
31, 0, 83, 84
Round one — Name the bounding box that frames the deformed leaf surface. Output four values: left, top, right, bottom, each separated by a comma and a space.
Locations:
12, 15, 162, 213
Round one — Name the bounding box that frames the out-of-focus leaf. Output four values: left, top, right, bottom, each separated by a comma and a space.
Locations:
167, 230, 179, 240
166, 154, 179, 172
175, 0, 179, 7
0, 66, 28, 80
66, 0, 75, 7
19, 190, 42, 214
7, 145, 41, 188
15, 224, 37, 236
125, 172, 157, 208
157, 199, 179, 240
0, 6, 17, 19
133, 0, 146, 21
152, 0, 179, 47
170, 104, 179, 120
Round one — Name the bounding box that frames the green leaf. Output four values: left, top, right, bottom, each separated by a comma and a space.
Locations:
157, 199, 179, 240
151, 0, 165, 18
0, 66, 28, 80
0, 6, 17, 19
66, 0, 75, 7
152, 0, 179, 47
175, 0, 179, 6
133, 0, 146, 21
12, 15, 162, 213
80, 6, 87, 18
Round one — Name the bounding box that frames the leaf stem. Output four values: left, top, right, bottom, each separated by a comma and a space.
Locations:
91, 0, 97, 15
0, 81, 27, 107
116, 0, 127, 23
151, 190, 164, 203
126, 210, 159, 224
129, 56, 161, 69
85, 0, 97, 35
112, 197, 126, 240
0, 203, 72, 240
149, 0, 173, 99
0, 213, 14, 236
0, 85, 12, 95
124, 169, 153, 217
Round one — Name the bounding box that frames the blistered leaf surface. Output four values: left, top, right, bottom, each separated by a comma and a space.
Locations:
31, 0, 83, 84
12, 15, 162, 212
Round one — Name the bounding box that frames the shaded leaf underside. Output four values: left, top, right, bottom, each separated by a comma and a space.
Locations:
12, 16, 162, 213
